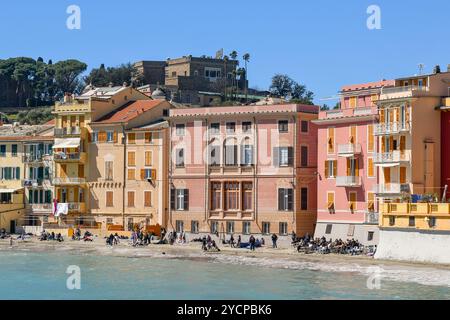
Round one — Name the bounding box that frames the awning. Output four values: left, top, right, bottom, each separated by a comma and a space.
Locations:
375, 163, 400, 168
0, 188, 21, 193
52, 138, 80, 149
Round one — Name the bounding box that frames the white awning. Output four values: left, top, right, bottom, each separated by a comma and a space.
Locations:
375, 163, 400, 168
52, 138, 80, 149
0, 188, 21, 193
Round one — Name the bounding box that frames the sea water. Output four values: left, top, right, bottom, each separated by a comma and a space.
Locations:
0, 249, 449, 300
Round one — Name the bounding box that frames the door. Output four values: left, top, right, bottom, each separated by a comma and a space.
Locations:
10, 220, 16, 234
384, 167, 391, 191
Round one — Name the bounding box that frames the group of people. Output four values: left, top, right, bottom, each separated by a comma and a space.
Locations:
294, 235, 369, 255
72, 228, 94, 242
200, 234, 220, 252
39, 231, 64, 242
129, 230, 154, 246
106, 233, 122, 246
167, 231, 187, 245
0, 228, 10, 239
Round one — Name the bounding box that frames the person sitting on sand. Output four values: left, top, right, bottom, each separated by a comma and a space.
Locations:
56, 233, 64, 242
211, 240, 220, 252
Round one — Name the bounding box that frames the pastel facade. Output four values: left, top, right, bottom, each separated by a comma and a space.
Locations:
88, 99, 170, 231
168, 104, 319, 237
52, 85, 151, 227
313, 80, 394, 244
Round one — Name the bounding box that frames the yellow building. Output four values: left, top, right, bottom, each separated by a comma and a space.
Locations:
52, 84, 158, 230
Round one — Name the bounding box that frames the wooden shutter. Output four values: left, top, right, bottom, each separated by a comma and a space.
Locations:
400, 136, 406, 151
346, 158, 351, 176
368, 125, 374, 152
99, 131, 107, 142
106, 191, 113, 207
389, 109, 394, 124
144, 191, 151, 207
328, 128, 334, 153
127, 191, 134, 207
113, 131, 118, 143
367, 192, 374, 210
350, 126, 356, 143
183, 189, 189, 210
145, 151, 152, 166
327, 192, 334, 209
78, 164, 84, 178
349, 192, 356, 210
60, 164, 67, 178
151, 169, 157, 180
333, 160, 337, 177
278, 189, 284, 211
140, 169, 146, 180
384, 167, 391, 183
355, 158, 359, 177
324, 161, 329, 178
400, 167, 406, 184
145, 132, 152, 143
170, 189, 175, 210
381, 137, 386, 153
57, 188, 62, 202
128, 152, 135, 166
389, 136, 394, 152
288, 147, 294, 166
128, 133, 136, 144
127, 169, 135, 180
396, 108, 400, 123
380, 109, 385, 123
368, 158, 374, 177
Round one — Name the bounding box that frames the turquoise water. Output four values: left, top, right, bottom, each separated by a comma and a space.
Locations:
0, 249, 449, 300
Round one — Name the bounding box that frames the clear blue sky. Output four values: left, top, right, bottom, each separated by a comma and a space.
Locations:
0, 0, 449, 104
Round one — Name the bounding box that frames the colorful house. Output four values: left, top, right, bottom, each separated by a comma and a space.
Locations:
168, 103, 319, 238
312, 80, 394, 245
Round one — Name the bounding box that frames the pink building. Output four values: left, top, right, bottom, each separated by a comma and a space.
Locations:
168, 104, 319, 239
312, 80, 394, 245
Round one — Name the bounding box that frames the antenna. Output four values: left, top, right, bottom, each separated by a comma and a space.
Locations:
418, 63, 425, 75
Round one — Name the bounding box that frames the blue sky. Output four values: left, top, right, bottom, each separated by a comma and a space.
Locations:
0, 0, 449, 104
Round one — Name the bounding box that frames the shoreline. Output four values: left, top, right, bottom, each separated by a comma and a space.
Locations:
2, 237, 450, 271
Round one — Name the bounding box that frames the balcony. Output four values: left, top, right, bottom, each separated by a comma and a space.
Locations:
336, 176, 362, 187
22, 153, 52, 163
53, 177, 86, 185
67, 202, 86, 213
365, 211, 379, 224
54, 100, 89, 113
54, 127, 82, 137
380, 85, 430, 100
373, 151, 410, 165
22, 179, 52, 188
373, 183, 410, 196
27, 203, 53, 214
319, 107, 377, 121
374, 122, 410, 135
54, 152, 86, 163
337, 144, 361, 157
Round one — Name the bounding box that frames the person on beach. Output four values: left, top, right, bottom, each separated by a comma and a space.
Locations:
271, 233, 278, 248
237, 235, 241, 248
229, 234, 235, 248
249, 235, 256, 251
211, 240, 220, 252
201, 236, 207, 251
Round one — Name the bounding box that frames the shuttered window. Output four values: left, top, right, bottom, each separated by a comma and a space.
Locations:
128, 152, 136, 166
127, 191, 135, 207
127, 168, 135, 180
368, 125, 374, 152
349, 192, 357, 211
144, 191, 152, 207
278, 188, 293, 211
145, 132, 152, 143
128, 133, 136, 144
328, 128, 335, 153
145, 151, 152, 166
368, 158, 374, 177
327, 192, 335, 209
106, 191, 114, 207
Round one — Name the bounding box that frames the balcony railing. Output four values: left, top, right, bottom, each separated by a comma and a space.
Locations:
336, 176, 362, 187
22, 153, 52, 163
53, 177, 86, 185
373, 183, 409, 194
54, 152, 83, 161
373, 151, 410, 164
337, 144, 361, 156
381, 85, 429, 95
22, 179, 51, 187
54, 127, 81, 136
325, 110, 344, 118
28, 203, 53, 212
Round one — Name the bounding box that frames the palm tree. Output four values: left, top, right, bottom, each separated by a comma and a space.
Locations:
223, 55, 229, 101
229, 51, 238, 100
242, 53, 250, 103
237, 68, 246, 101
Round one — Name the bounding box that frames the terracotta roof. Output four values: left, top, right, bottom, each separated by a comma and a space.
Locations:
341, 80, 395, 92
93, 100, 165, 124
45, 119, 55, 125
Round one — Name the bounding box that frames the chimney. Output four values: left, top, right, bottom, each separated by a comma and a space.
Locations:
447, 64, 450, 72
63, 93, 72, 103
123, 81, 128, 87
433, 65, 441, 74
109, 82, 113, 88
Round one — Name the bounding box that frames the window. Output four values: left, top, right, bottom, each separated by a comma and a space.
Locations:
176, 148, 185, 167
242, 121, 252, 132
389, 216, 396, 226
176, 124, 185, 136
224, 182, 239, 211
0, 167, 20, 180
226, 122, 236, 134
325, 160, 337, 178
278, 188, 293, 211
145, 132, 152, 143
105, 161, 114, 180
107, 218, 113, 225
301, 120, 308, 133
241, 144, 253, 166
278, 120, 288, 133
409, 216, 415, 227
144, 191, 152, 207
210, 123, 220, 135
143, 168, 153, 180
327, 192, 335, 211
226, 221, 235, 234
11, 144, 17, 157
262, 222, 270, 235
176, 220, 184, 233
145, 151, 152, 166
106, 131, 114, 143
224, 143, 237, 166
209, 145, 220, 166
127, 218, 134, 231
301, 146, 308, 167
327, 127, 335, 153
92, 132, 98, 143
349, 96, 357, 108
367, 231, 374, 242
128, 152, 136, 166
367, 125, 374, 152
325, 224, 333, 234
171, 189, 189, 211
106, 191, 114, 207
211, 221, 219, 234
279, 222, 288, 235
0, 145, 5, 157
368, 158, 374, 177
242, 222, 251, 235
301, 188, 308, 210
127, 191, 135, 207
127, 169, 135, 180
367, 192, 375, 212
349, 192, 357, 211
347, 225, 355, 237
128, 133, 136, 144
191, 221, 199, 234
210, 182, 221, 210
242, 182, 253, 211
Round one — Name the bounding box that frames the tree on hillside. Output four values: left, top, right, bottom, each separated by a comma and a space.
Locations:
53, 59, 87, 97
84, 63, 139, 88
269, 74, 314, 105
